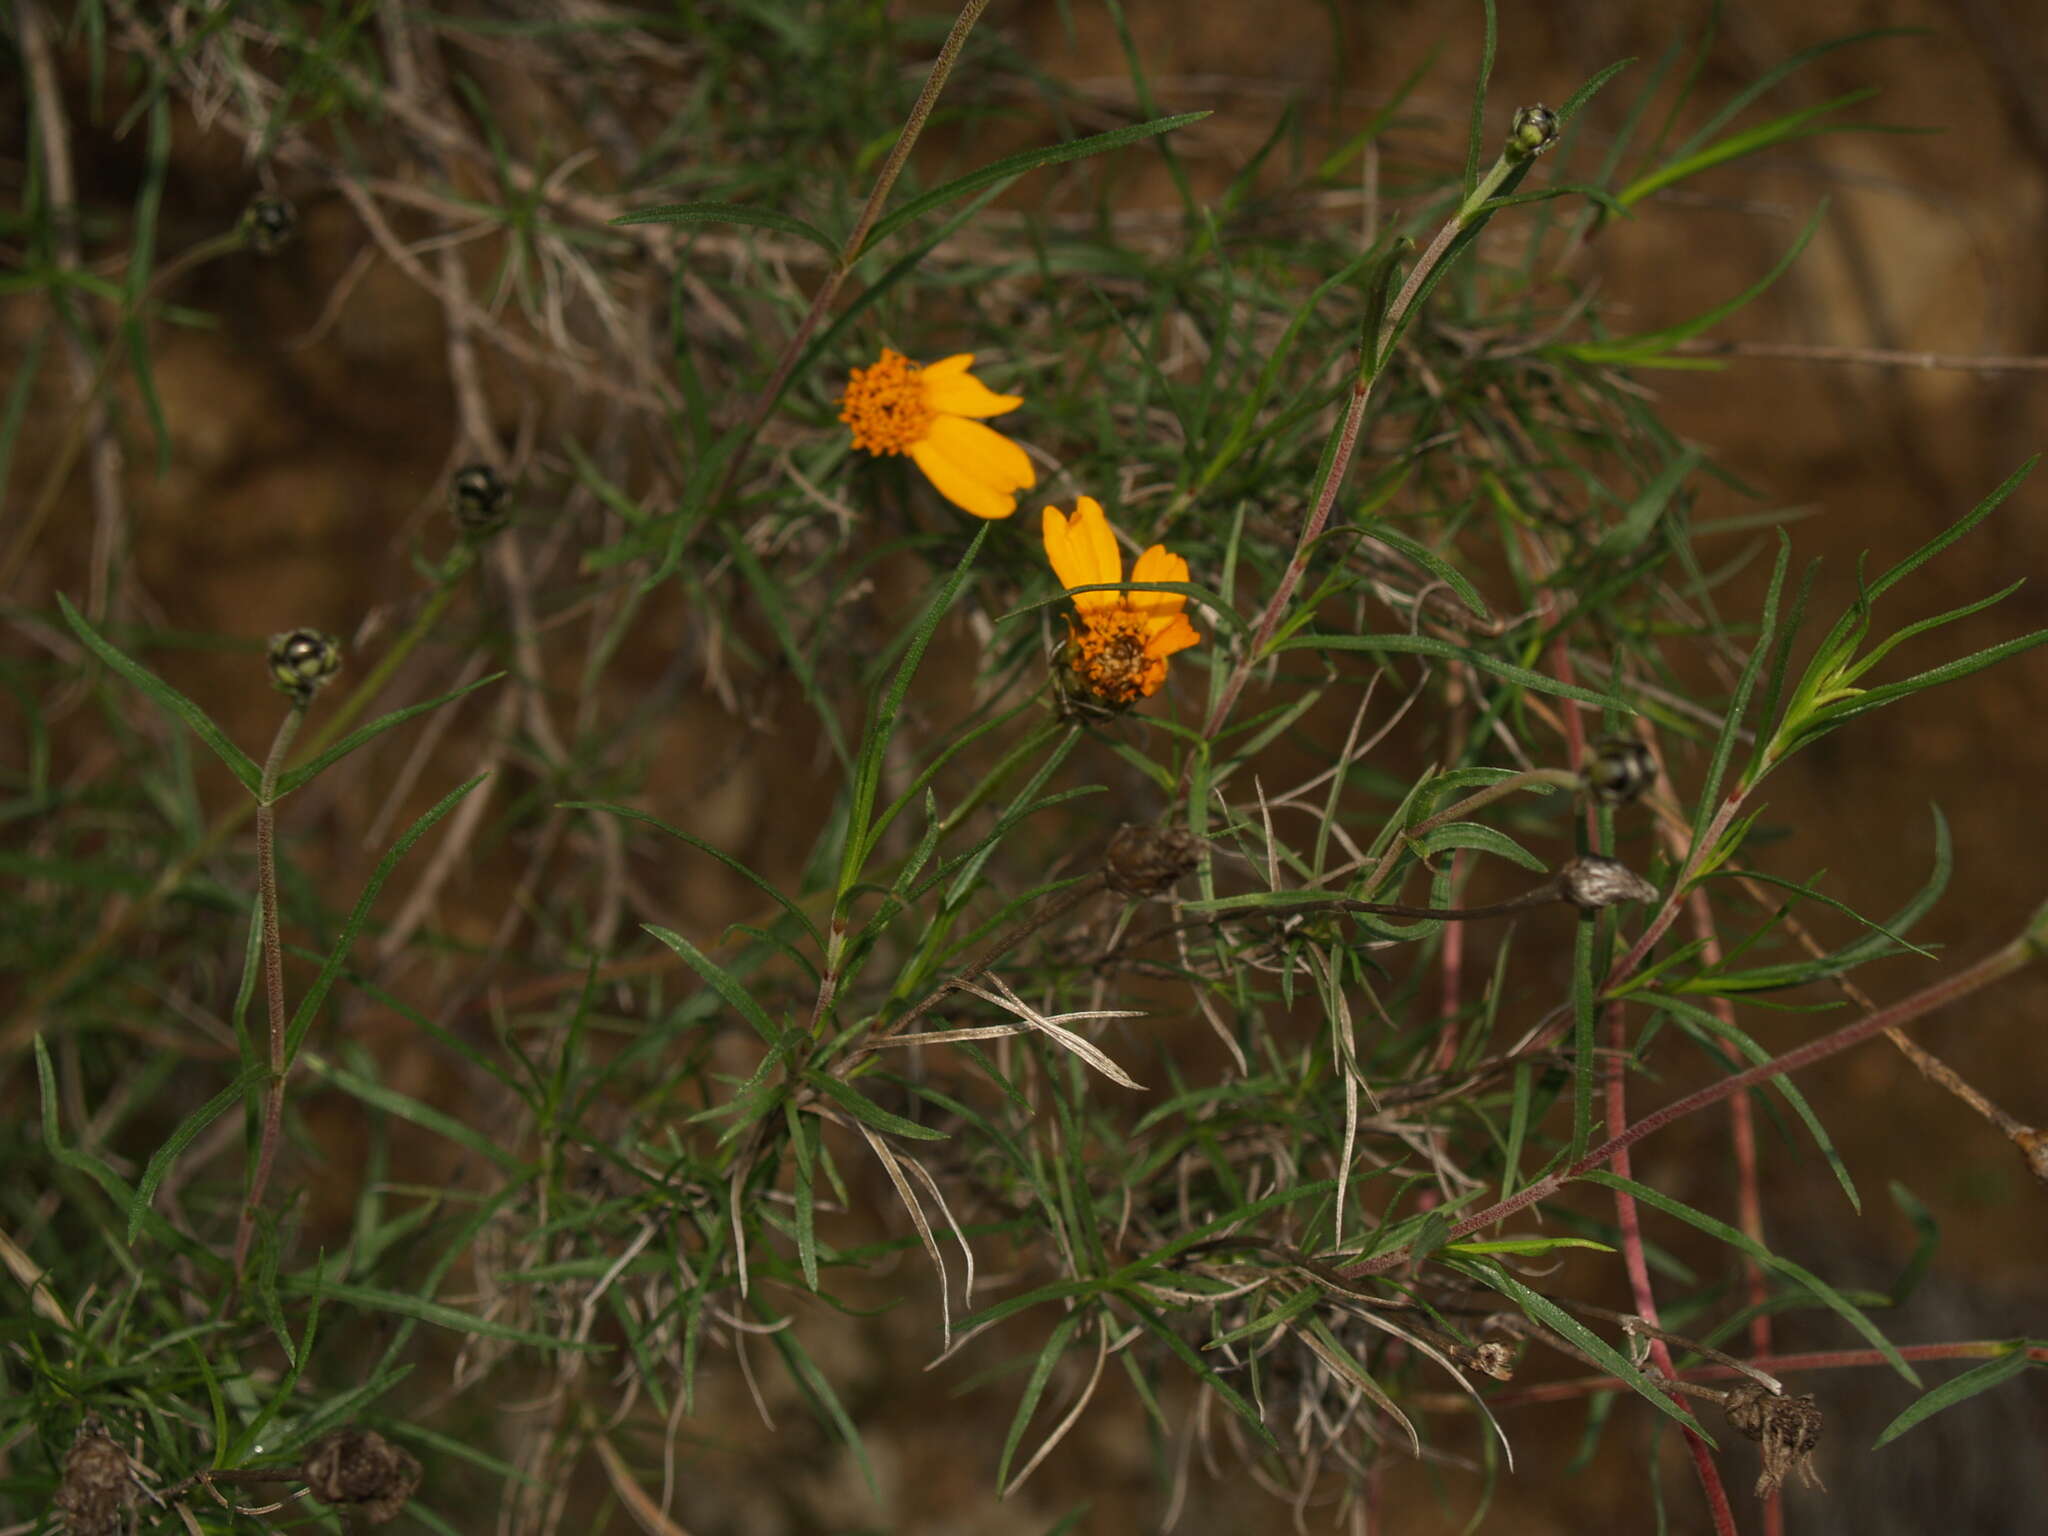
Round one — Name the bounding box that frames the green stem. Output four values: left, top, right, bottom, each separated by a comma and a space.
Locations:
705, 0, 992, 519
0, 554, 473, 1056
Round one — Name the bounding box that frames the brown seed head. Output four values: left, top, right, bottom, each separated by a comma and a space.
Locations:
53, 1421, 133, 1536
1105, 824, 1199, 898
302, 1428, 422, 1526
1723, 1382, 1825, 1496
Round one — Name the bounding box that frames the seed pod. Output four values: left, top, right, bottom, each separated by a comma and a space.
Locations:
450, 462, 510, 535
240, 195, 297, 255
1507, 104, 1559, 159
1557, 855, 1658, 911
1723, 1383, 1825, 1496
1583, 735, 1657, 805
1104, 824, 1199, 898
52, 1421, 132, 1536
302, 1428, 422, 1526
267, 628, 342, 703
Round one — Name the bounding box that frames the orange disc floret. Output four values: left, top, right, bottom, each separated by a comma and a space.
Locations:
839, 348, 1035, 519
839, 347, 935, 456
1042, 496, 1201, 708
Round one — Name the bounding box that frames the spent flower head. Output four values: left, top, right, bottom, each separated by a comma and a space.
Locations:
1041, 496, 1200, 709
839, 348, 1035, 519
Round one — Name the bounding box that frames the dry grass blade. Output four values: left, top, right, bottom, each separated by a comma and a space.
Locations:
853, 1121, 953, 1350
1294, 1322, 1421, 1457
959, 975, 1147, 1090
1001, 1316, 1111, 1499
592, 1433, 697, 1536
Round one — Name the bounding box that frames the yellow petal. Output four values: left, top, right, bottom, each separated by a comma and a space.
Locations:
922, 355, 1024, 418
1130, 544, 1191, 625
1042, 496, 1122, 610
1147, 613, 1202, 659
908, 413, 1035, 520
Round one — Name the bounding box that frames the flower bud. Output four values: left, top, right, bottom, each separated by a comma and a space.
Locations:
1558, 855, 1657, 911
240, 195, 297, 255
1507, 104, 1559, 160
450, 462, 510, 535
1583, 735, 1656, 805
267, 628, 342, 703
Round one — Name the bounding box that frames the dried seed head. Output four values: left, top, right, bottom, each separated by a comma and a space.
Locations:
1558, 854, 1659, 911
1583, 735, 1657, 805
240, 195, 297, 255
1507, 104, 1560, 159
52, 1421, 132, 1536
1724, 1383, 1825, 1496
302, 1428, 421, 1526
1104, 824, 1199, 898
266, 628, 342, 703
450, 462, 510, 535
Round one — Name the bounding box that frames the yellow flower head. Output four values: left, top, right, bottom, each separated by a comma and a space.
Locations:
1041, 496, 1202, 707
839, 349, 1035, 520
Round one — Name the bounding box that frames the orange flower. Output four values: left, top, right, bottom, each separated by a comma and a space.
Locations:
1041, 496, 1201, 707
839, 348, 1035, 519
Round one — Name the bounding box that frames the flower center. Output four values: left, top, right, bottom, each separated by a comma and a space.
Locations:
1070, 610, 1159, 706
839, 349, 935, 456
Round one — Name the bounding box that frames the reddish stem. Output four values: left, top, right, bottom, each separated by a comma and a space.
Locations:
1337, 929, 2039, 1280
1475, 1342, 2048, 1409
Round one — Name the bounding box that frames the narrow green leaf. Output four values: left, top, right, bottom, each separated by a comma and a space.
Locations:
1582, 1170, 1918, 1384
127, 1066, 267, 1241
58, 593, 262, 793
861, 112, 1211, 253
608, 200, 837, 252
1123, 1295, 1278, 1450
1872, 1347, 2035, 1449
644, 924, 781, 1044
1276, 631, 1626, 708
305, 1056, 523, 1172
1445, 1237, 1616, 1257
287, 1275, 592, 1347
282, 774, 489, 1063
577, 803, 822, 950
997, 1308, 1090, 1490
1460, 1258, 1712, 1441
276, 674, 503, 796
805, 1069, 948, 1142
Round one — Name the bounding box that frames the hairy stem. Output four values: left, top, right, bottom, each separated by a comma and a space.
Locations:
231, 706, 306, 1283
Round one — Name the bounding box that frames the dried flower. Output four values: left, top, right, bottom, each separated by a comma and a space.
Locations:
1724, 1383, 1825, 1496
1105, 824, 1199, 897
52, 1421, 132, 1536
839, 348, 1035, 519
450, 462, 510, 534
1557, 854, 1658, 910
1042, 497, 1201, 709
266, 628, 342, 703
302, 1428, 421, 1526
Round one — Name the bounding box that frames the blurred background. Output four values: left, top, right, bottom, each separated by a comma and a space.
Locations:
5, 1, 2045, 1531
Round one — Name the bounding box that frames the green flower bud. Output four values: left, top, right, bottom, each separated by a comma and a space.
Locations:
240, 195, 297, 256
267, 628, 341, 703
1583, 735, 1657, 805
450, 462, 510, 535
1507, 104, 1559, 160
